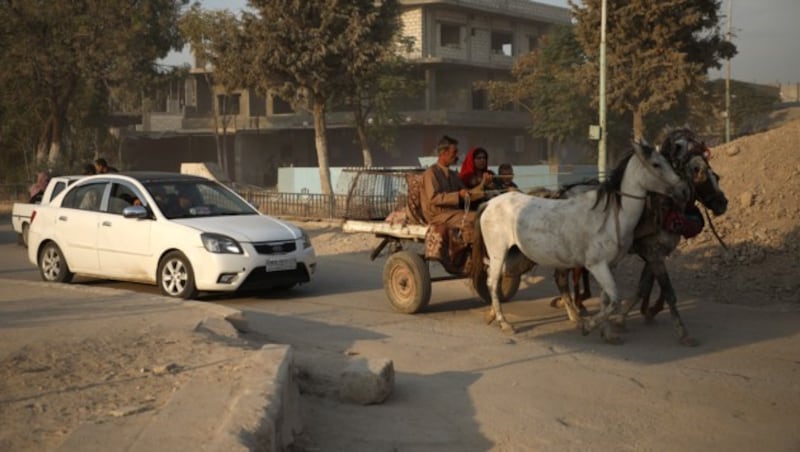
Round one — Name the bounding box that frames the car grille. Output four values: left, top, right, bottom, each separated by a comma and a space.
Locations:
239, 265, 310, 291
253, 240, 297, 255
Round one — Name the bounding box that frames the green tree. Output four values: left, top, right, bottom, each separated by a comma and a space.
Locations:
179, 5, 247, 175
342, 36, 425, 167
483, 26, 595, 163
0, 0, 186, 169
240, 0, 400, 194
570, 0, 736, 158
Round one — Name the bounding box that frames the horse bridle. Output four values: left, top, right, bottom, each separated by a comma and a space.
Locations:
670, 133, 729, 250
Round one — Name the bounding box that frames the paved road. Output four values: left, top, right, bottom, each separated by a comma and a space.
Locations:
3, 219, 799, 451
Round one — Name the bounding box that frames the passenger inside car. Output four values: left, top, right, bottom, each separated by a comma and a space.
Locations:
78, 189, 99, 210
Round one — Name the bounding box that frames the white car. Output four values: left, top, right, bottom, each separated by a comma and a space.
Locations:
27, 172, 317, 299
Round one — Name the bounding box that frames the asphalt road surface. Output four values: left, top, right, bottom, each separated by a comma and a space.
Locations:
2, 219, 799, 451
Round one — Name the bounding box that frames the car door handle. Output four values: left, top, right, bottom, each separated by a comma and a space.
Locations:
58, 216, 67, 221
101, 221, 112, 227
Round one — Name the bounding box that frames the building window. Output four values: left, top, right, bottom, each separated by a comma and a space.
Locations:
440, 23, 461, 48
249, 92, 266, 117
217, 94, 240, 116
272, 94, 293, 114
491, 31, 513, 56
472, 88, 488, 110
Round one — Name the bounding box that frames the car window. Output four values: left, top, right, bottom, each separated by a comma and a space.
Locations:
63, 183, 107, 212
51, 181, 67, 200
106, 182, 145, 215
144, 180, 256, 219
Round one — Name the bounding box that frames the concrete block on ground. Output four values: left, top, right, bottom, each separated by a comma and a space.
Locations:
195, 316, 240, 340
338, 358, 394, 405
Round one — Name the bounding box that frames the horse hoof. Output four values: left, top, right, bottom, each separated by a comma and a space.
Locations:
580, 321, 591, 336
500, 322, 516, 334
679, 336, 699, 347
483, 310, 496, 325
550, 297, 564, 308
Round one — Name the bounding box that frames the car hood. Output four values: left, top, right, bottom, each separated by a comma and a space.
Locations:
173, 214, 300, 243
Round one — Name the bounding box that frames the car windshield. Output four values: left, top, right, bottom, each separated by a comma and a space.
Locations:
144, 180, 257, 219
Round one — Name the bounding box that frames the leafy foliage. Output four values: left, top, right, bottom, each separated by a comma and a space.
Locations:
0, 0, 187, 173
344, 36, 425, 166
485, 26, 594, 156
179, 5, 248, 174
239, 0, 401, 193
569, 0, 737, 145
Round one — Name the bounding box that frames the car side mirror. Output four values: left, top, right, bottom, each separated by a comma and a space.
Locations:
122, 205, 149, 219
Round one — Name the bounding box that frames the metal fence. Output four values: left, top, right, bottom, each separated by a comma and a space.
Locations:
239, 167, 416, 220
239, 190, 402, 220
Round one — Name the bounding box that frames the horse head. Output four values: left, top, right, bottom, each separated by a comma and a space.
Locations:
687, 155, 728, 215
631, 140, 690, 205
660, 128, 728, 216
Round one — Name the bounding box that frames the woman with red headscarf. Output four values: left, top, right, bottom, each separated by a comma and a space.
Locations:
459, 147, 496, 189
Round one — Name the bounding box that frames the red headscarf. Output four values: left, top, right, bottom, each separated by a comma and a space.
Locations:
459, 147, 489, 188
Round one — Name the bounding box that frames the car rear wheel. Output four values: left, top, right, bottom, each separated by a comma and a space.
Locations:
157, 251, 197, 299
38, 242, 74, 283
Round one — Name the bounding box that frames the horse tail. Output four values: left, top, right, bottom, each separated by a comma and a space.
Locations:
470, 202, 488, 283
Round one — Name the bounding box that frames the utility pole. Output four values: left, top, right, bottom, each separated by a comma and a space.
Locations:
598, 0, 608, 181
725, 0, 732, 143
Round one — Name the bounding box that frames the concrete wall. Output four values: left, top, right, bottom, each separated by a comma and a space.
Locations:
400, 8, 424, 58
780, 83, 800, 102
278, 164, 598, 194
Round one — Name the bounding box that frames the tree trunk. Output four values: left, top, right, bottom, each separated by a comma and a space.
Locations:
353, 106, 373, 167
36, 114, 54, 165
312, 99, 333, 196
207, 74, 224, 172
47, 106, 67, 167
633, 110, 645, 141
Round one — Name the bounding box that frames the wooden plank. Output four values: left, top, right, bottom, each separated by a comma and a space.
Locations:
342, 220, 428, 239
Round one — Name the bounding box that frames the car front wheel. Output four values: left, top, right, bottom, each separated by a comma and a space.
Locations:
157, 251, 197, 299
38, 242, 74, 283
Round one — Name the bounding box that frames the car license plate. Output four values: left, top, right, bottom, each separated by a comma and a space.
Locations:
265, 258, 296, 272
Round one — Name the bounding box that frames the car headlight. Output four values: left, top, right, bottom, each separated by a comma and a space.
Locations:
299, 229, 312, 249
201, 233, 243, 254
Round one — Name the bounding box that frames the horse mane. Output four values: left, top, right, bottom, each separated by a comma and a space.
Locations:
591, 152, 633, 211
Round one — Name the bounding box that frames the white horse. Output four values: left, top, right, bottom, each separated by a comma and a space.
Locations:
470, 140, 690, 343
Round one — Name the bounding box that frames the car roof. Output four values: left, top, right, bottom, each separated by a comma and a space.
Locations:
85, 172, 213, 184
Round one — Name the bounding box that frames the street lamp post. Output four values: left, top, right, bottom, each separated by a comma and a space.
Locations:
598, 0, 608, 181
725, 0, 733, 143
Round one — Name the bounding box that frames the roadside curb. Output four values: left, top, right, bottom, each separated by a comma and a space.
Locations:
208, 344, 302, 452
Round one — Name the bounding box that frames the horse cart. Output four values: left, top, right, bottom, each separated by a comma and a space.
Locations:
340, 168, 522, 314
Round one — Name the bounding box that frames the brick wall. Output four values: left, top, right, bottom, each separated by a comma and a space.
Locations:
400, 8, 423, 58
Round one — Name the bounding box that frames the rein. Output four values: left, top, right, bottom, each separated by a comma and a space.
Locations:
702, 205, 729, 250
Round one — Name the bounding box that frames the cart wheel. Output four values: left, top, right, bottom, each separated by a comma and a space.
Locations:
383, 251, 431, 314
473, 269, 521, 304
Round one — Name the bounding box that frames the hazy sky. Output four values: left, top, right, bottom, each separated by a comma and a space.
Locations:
163, 0, 800, 85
